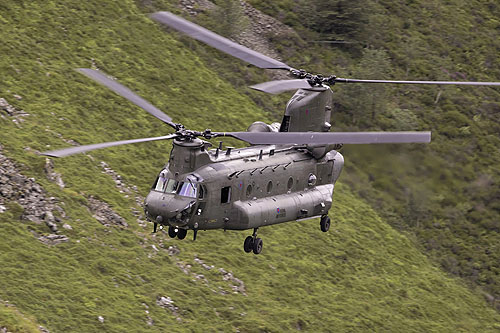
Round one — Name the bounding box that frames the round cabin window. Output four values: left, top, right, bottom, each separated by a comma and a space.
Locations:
246, 184, 253, 197
267, 181, 273, 193
287, 177, 293, 190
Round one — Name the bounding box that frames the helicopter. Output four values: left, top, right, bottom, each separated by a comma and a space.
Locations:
43, 11, 500, 254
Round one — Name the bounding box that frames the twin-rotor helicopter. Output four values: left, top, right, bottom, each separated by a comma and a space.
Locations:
44, 11, 500, 254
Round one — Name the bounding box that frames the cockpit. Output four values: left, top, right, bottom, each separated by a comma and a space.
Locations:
153, 170, 200, 199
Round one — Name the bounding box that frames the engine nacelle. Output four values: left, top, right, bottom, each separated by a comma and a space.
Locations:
247, 121, 280, 133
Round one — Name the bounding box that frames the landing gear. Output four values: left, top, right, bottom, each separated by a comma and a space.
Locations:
168, 226, 188, 239
243, 228, 263, 255
168, 226, 177, 238
177, 228, 187, 240
253, 238, 263, 254
320, 215, 330, 232
243, 236, 253, 253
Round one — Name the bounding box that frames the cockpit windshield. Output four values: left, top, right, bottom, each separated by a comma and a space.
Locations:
153, 171, 198, 198
153, 170, 179, 193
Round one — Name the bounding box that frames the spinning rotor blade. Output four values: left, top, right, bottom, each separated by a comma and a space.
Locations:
151, 11, 291, 70
333, 77, 500, 86
221, 131, 431, 145
77, 69, 177, 129
251, 77, 500, 94
43, 134, 178, 158
250, 79, 313, 94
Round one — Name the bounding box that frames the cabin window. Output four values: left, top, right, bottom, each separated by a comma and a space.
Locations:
308, 173, 317, 186
221, 186, 231, 204
246, 184, 253, 197
266, 181, 273, 193
287, 177, 294, 190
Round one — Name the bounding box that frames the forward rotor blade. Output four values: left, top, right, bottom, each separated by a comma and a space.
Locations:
77, 69, 177, 128
250, 79, 314, 94
151, 11, 291, 70
334, 77, 500, 86
221, 131, 431, 145
43, 134, 178, 158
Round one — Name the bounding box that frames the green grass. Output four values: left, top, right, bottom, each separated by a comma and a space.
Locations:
0, 301, 41, 333
248, 0, 500, 306
1, 0, 500, 331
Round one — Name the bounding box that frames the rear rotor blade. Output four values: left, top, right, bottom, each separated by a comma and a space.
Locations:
151, 11, 291, 70
221, 131, 431, 145
43, 134, 178, 158
77, 69, 177, 129
250, 79, 314, 94
334, 77, 500, 86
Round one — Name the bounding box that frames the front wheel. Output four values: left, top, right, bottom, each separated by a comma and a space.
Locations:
168, 226, 178, 238
177, 228, 187, 240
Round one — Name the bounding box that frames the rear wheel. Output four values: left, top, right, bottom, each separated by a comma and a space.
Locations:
168, 226, 178, 238
243, 236, 254, 253
177, 228, 187, 240
253, 238, 263, 254
320, 215, 330, 232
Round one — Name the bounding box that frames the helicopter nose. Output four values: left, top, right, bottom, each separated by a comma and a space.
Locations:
144, 191, 195, 225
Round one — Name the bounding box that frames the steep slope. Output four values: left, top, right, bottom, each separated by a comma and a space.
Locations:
0, 0, 499, 332
247, 0, 500, 308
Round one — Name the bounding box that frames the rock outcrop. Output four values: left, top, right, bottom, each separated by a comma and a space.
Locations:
0, 145, 68, 243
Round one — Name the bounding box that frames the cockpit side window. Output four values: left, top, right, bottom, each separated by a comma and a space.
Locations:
177, 181, 197, 198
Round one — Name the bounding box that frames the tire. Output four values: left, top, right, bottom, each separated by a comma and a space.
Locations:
168, 226, 178, 238
243, 236, 254, 253
253, 238, 263, 254
177, 228, 187, 240
320, 215, 330, 232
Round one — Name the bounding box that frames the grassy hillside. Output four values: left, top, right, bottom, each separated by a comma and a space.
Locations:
1, 0, 500, 332
247, 0, 500, 308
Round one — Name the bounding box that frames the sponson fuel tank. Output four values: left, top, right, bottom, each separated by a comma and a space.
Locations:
230, 184, 334, 229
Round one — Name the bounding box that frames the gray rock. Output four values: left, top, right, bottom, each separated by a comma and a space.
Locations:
38, 234, 69, 245
43, 211, 55, 223
156, 296, 180, 318
167, 246, 180, 256
87, 196, 128, 228
39, 325, 50, 333
44, 158, 65, 188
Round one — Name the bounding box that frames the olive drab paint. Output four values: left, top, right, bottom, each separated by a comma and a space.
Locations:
143, 85, 343, 239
